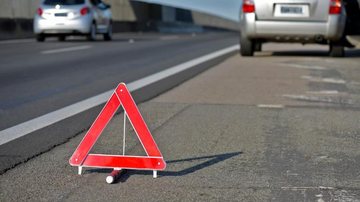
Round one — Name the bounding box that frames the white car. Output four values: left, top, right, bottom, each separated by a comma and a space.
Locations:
240, 0, 351, 57
34, 0, 112, 42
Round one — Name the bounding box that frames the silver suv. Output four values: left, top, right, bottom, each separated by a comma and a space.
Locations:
240, 0, 347, 57
34, 0, 112, 42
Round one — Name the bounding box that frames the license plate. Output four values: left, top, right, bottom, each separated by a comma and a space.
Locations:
274, 4, 309, 17
55, 13, 68, 17
281, 6, 302, 14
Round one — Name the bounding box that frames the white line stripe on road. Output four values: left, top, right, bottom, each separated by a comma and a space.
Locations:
301, 76, 346, 84
41, 45, 92, 54
281, 63, 328, 70
283, 94, 353, 105
257, 104, 284, 109
0, 44, 239, 145
306, 90, 340, 95
0, 39, 34, 45
281, 186, 335, 191
160, 35, 180, 40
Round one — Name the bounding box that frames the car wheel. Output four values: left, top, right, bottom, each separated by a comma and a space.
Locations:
36, 34, 45, 42
87, 23, 97, 41
329, 42, 345, 57
103, 23, 112, 41
254, 42, 262, 52
58, 36, 66, 41
240, 35, 254, 56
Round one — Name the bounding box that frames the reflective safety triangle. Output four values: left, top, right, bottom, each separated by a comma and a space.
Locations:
69, 83, 166, 171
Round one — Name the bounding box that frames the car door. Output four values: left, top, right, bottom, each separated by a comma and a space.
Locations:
254, 0, 330, 22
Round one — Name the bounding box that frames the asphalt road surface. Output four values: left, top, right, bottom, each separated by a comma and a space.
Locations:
0, 32, 238, 173
0, 32, 237, 130
1, 40, 360, 201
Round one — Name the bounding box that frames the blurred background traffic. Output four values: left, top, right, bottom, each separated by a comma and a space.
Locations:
1, 0, 360, 55
0, 0, 240, 40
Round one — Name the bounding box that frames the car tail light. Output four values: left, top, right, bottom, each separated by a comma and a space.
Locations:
329, 0, 342, 14
37, 8, 43, 16
80, 7, 90, 16
243, 0, 255, 13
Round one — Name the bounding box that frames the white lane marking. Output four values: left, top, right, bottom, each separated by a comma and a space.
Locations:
160, 35, 180, 40
126, 44, 239, 93
286, 170, 299, 176
283, 94, 353, 104
281, 186, 335, 191
257, 104, 284, 109
281, 63, 327, 70
41, 45, 92, 54
283, 94, 323, 101
301, 76, 346, 84
306, 90, 339, 95
0, 39, 34, 45
0, 44, 239, 145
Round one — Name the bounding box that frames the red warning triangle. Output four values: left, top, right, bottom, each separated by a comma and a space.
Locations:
69, 83, 166, 171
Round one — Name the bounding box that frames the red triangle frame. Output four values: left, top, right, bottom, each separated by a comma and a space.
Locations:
69, 83, 166, 171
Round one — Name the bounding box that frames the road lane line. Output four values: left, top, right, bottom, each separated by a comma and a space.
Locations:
283, 94, 353, 104
0, 39, 34, 45
301, 76, 346, 84
280, 63, 327, 70
281, 186, 335, 191
41, 45, 92, 54
257, 104, 284, 109
0, 44, 239, 145
306, 90, 340, 95
160, 35, 180, 40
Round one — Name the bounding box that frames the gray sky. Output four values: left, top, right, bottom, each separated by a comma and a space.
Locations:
134, 0, 242, 22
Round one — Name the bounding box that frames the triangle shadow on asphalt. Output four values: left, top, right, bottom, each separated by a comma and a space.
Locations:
86, 151, 242, 183
161, 151, 242, 177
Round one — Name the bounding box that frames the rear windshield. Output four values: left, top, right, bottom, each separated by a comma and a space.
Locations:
43, 0, 85, 5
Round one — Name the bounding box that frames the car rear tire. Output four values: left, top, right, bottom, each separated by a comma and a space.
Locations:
329, 42, 345, 57
87, 23, 97, 41
240, 35, 254, 56
36, 34, 45, 42
103, 23, 112, 41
